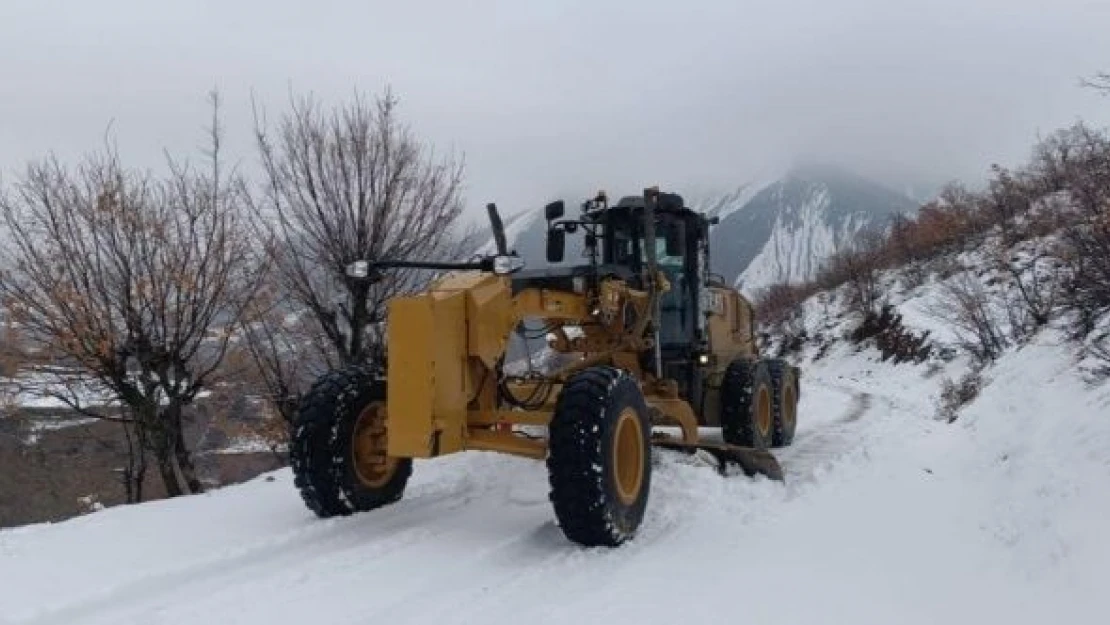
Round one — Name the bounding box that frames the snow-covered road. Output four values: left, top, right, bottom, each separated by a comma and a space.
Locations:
2, 335, 1107, 625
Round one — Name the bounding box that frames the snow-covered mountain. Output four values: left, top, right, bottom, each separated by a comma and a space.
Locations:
699, 164, 918, 296
478, 164, 918, 297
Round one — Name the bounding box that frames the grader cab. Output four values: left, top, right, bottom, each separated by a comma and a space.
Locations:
289, 187, 800, 547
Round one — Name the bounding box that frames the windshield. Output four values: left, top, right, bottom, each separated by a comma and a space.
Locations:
600, 212, 687, 271
640, 235, 684, 269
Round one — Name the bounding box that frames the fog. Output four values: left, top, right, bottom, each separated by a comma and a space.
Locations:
2, 0, 1109, 224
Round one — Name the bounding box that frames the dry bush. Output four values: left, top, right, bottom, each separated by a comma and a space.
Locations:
924, 272, 1008, 363
752, 282, 815, 327
1059, 211, 1110, 335
982, 165, 1036, 244
992, 240, 1065, 339
1055, 124, 1110, 216
883, 182, 988, 269
935, 369, 983, 423
815, 228, 886, 317
751, 282, 820, 357
848, 304, 933, 364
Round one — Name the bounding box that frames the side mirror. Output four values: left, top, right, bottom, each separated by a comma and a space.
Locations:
545, 200, 565, 221
546, 227, 566, 263
665, 222, 685, 256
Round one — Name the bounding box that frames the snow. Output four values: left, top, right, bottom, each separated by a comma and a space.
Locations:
211, 434, 284, 455
2, 318, 1107, 624
694, 173, 782, 224
736, 183, 839, 294
2, 369, 214, 413
25, 417, 100, 432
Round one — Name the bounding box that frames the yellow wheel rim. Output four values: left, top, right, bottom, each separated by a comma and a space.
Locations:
756, 385, 772, 437
613, 407, 645, 506
352, 401, 398, 489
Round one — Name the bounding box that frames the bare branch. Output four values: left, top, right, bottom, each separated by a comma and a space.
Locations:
1080, 71, 1110, 95
243, 87, 469, 418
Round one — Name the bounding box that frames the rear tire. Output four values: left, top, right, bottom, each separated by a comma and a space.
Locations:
546, 366, 652, 547
719, 358, 775, 449
768, 359, 799, 447
290, 364, 412, 518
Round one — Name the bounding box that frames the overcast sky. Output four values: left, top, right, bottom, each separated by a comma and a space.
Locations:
2, 0, 1109, 224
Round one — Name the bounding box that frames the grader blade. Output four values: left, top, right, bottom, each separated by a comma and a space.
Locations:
651, 439, 784, 482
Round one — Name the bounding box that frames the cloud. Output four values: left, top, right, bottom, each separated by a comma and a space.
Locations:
1, 0, 1108, 224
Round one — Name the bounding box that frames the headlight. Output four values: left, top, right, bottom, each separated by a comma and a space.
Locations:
493, 255, 525, 275
572, 276, 585, 293
346, 260, 370, 278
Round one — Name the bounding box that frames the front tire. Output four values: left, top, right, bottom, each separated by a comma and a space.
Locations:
546, 366, 652, 547
290, 364, 412, 518
719, 358, 775, 449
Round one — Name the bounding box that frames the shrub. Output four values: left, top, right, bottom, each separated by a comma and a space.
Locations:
848, 304, 933, 364
935, 369, 983, 423
924, 272, 1008, 363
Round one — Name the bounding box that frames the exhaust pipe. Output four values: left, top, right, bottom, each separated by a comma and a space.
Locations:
487, 202, 508, 255
642, 187, 663, 379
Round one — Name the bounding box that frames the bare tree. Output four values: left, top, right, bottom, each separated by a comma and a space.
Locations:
246, 87, 468, 421
0, 95, 267, 499
1081, 71, 1110, 95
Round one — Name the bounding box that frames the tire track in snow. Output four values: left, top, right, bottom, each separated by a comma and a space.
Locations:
842, 392, 873, 422
773, 382, 882, 496
12, 378, 903, 625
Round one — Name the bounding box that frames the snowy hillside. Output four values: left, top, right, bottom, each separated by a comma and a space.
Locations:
3, 262, 1108, 624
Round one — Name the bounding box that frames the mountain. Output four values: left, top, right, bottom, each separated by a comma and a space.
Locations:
478, 164, 919, 297
701, 164, 919, 295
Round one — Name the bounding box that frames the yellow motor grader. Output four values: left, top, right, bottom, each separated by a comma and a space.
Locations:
289, 187, 800, 547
